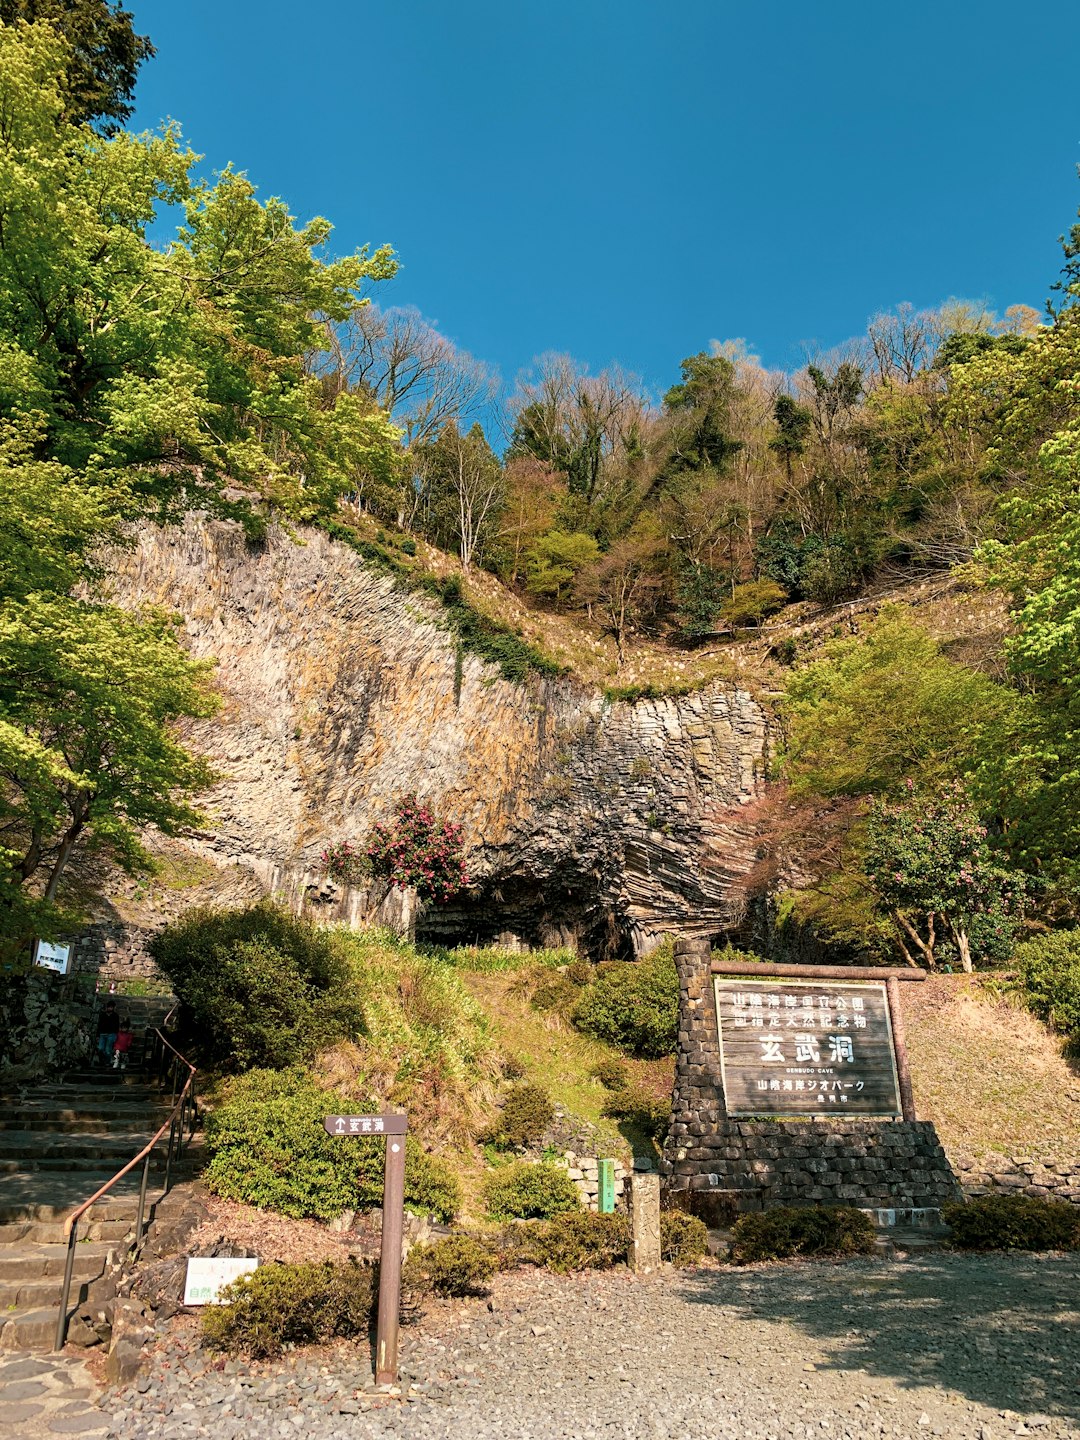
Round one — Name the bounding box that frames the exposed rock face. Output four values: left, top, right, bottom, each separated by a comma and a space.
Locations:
103, 518, 770, 955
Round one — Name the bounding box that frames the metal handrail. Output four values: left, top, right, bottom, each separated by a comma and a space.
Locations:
53, 1012, 197, 1350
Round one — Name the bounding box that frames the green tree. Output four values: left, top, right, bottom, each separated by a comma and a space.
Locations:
525, 530, 600, 605
782, 606, 1016, 800
864, 783, 1024, 971
0, 2, 153, 131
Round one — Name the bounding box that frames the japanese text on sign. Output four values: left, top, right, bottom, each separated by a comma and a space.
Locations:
713, 978, 901, 1117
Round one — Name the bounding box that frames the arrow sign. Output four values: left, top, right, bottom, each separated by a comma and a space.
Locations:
323, 1113, 408, 1138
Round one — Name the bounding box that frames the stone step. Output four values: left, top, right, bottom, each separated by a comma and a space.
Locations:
0, 1272, 100, 1309
0, 1242, 112, 1283
0, 1130, 159, 1161
0, 1216, 133, 1244
0, 1305, 63, 1351
0, 1173, 166, 1224
0, 1105, 176, 1133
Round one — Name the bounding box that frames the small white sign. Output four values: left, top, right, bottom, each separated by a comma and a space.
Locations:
32, 940, 71, 974
183, 1256, 258, 1306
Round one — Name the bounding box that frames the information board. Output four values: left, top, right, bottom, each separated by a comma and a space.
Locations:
32, 940, 71, 974
183, 1257, 258, 1306
714, 977, 902, 1118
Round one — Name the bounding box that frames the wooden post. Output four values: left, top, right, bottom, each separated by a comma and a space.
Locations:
323, 1114, 407, 1388
375, 1132, 406, 1386
886, 975, 917, 1121
630, 1173, 661, 1274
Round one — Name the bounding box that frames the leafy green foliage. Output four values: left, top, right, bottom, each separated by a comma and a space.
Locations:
496, 1209, 706, 1272
483, 1083, 554, 1149
148, 903, 356, 1070
571, 944, 678, 1059
366, 796, 469, 904
660, 1211, 709, 1266
203, 1068, 460, 1222
482, 1161, 580, 1221
942, 1194, 1080, 1251
783, 607, 1014, 801
864, 783, 1025, 970
202, 1260, 374, 1358
1011, 931, 1080, 1047
505, 1211, 632, 1273
728, 1205, 876, 1264
0, 0, 153, 132
719, 579, 788, 628
402, 1235, 498, 1297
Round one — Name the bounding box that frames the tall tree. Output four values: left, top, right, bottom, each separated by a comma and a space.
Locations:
0, 0, 153, 131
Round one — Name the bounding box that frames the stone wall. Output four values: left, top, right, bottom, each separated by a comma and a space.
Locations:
955, 1153, 1080, 1207
69, 922, 159, 983
661, 937, 961, 1219
94, 518, 770, 956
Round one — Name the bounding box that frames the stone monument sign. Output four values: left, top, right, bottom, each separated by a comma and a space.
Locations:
714, 978, 902, 1118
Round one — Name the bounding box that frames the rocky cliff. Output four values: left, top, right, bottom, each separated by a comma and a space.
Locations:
101, 518, 770, 956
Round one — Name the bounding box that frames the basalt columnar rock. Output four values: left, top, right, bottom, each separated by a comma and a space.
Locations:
99, 518, 769, 956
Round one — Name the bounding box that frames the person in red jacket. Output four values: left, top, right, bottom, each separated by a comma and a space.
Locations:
112, 1017, 134, 1070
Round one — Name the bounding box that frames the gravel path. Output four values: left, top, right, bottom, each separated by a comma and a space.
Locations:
100, 1252, 1080, 1440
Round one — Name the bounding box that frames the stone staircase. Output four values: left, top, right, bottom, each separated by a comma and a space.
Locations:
0, 1063, 195, 1351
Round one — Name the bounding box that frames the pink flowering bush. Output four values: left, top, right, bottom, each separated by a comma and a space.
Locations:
365, 796, 469, 904
320, 840, 368, 886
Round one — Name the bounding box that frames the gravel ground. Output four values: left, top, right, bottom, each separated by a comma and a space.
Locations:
100, 1251, 1080, 1440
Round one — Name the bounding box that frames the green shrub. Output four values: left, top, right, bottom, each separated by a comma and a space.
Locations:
506, 1211, 632, 1273
495, 1209, 706, 1273
202, 1260, 375, 1357
729, 1205, 876, 1264
148, 902, 358, 1071
719, 579, 788, 628
660, 1211, 708, 1266
592, 1057, 630, 1091
571, 944, 678, 1058
483, 1161, 581, 1221
1013, 931, 1080, 1047
402, 1234, 499, 1297
484, 1083, 554, 1149
942, 1194, 1080, 1251
601, 1086, 670, 1144
203, 1069, 460, 1222
530, 974, 582, 1016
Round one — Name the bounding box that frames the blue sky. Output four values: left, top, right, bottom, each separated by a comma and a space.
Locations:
129, 1, 1078, 397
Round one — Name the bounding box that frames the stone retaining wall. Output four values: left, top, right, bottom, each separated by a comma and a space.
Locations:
558, 1152, 628, 1211
70, 922, 161, 982
661, 936, 961, 1220
954, 1153, 1080, 1206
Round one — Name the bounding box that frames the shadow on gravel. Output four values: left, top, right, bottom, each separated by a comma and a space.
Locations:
676, 1253, 1080, 1422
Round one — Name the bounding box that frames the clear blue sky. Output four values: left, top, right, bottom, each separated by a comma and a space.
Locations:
129, 0, 1078, 397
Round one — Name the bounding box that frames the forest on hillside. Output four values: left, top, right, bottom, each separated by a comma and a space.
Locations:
2, 3, 1080, 991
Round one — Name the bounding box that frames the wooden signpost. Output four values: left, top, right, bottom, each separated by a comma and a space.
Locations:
323, 1112, 408, 1385
710, 961, 923, 1121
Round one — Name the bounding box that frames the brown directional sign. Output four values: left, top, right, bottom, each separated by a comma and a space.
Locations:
323, 1111, 408, 1386
714, 978, 902, 1118
323, 1113, 407, 1137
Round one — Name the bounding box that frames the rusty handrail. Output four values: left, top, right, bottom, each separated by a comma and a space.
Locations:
53, 1018, 197, 1350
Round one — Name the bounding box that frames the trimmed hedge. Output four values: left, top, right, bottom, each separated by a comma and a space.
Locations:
943, 1194, 1080, 1251
571, 945, 678, 1058
482, 1161, 581, 1221
203, 1068, 460, 1222
202, 1260, 374, 1357
729, 1205, 876, 1264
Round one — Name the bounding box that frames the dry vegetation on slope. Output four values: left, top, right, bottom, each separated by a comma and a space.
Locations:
903, 975, 1080, 1161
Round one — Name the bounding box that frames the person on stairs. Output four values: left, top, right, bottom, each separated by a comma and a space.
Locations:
95, 999, 119, 1066
112, 1017, 134, 1070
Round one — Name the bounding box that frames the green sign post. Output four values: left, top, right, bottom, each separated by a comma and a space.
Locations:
598, 1158, 615, 1214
